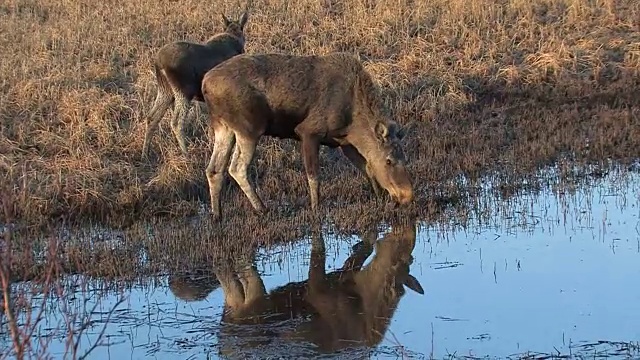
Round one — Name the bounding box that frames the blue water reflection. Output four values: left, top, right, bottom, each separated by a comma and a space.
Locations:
5, 170, 639, 359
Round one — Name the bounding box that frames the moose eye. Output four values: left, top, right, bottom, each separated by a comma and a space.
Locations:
386, 158, 393, 166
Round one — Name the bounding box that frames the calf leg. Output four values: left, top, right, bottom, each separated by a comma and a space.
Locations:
170, 91, 191, 157
301, 136, 321, 211
205, 123, 235, 220
340, 145, 382, 197
228, 134, 266, 214
142, 88, 174, 157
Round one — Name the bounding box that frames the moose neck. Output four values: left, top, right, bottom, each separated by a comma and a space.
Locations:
206, 33, 245, 52
346, 73, 392, 160
354, 244, 411, 343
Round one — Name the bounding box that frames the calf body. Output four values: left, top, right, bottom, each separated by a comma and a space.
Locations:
201, 52, 414, 219
142, 12, 249, 158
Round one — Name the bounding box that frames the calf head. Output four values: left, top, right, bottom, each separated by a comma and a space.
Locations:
221, 11, 249, 44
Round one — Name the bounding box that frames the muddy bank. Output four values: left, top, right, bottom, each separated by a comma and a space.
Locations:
2, 163, 637, 282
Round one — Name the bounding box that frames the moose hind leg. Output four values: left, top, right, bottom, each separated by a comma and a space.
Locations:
228, 134, 266, 213
213, 267, 247, 309
142, 89, 174, 157
170, 92, 191, 157
237, 263, 267, 304
205, 123, 235, 219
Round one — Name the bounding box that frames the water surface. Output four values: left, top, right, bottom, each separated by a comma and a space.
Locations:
3, 170, 640, 359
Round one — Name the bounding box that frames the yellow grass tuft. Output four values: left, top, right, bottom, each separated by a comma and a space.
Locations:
1, 0, 639, 228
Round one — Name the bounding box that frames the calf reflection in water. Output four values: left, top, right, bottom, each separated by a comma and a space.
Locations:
202, 222, 424, 356
168, 268, 220, 302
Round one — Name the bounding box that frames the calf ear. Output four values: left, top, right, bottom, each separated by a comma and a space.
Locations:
375, 122, 389, 141
239, 11, 249, 29
221, 13, 232, 28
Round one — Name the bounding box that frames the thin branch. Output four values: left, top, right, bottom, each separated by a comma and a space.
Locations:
77, 296, 125, 360
23, 237, 59, 359
1, 272, 23, 359
1, 229, 24, 360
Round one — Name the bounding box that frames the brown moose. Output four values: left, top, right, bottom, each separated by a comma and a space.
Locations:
142, 11, 249, 158
200, 52, 415, 219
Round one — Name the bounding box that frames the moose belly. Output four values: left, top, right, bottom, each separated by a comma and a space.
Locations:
265, 110, 304, 140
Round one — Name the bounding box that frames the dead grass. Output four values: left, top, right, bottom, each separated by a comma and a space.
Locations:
1, 0, 639, 229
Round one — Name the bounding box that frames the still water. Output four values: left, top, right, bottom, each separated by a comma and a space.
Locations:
4, 169, 640, 359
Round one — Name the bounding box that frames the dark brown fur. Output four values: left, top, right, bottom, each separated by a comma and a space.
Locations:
142, 11, 249, 158
201, 52, 414, 219
208, 222, 424, 356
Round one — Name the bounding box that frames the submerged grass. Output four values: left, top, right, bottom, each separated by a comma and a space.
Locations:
1, 0, 639, 230
3, 161, 637, 283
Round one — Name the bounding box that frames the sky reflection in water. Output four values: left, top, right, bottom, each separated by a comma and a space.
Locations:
11, 171, 640, 359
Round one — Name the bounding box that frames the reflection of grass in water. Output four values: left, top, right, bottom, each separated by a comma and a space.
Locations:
428, 331, 640, 359
509, 340, 640, 360
1, 241, 126, 359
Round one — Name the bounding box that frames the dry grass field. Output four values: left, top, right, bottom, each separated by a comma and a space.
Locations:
1, 0, 639, 230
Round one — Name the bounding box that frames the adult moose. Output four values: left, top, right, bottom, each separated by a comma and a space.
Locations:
201, 52, 414, 219
205, 221, 424, 357
142, 10, 249, 158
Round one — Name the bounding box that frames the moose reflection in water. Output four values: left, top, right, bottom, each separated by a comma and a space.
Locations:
167, 220, 424, 356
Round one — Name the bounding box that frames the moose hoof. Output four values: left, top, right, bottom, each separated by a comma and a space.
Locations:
209, 209, 222, 221
385, 201, 401, 212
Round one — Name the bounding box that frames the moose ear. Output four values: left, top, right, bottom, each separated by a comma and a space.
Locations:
221, 13, 232, 28
375, 122, 389, 141
239, 11, 249, 29
404, 275, 424, 295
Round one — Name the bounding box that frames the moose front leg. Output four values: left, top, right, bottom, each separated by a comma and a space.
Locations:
301, 136, 321, 212
340, 145, 382, 197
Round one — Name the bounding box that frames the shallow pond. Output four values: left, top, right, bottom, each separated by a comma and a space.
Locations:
3, 169, 640, 359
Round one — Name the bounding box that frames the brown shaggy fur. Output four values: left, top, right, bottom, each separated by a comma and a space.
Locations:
201, 52, 414, 220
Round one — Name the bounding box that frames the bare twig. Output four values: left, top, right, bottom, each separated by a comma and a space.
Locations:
0, 228, 24, 360
77, 296, 126, 360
